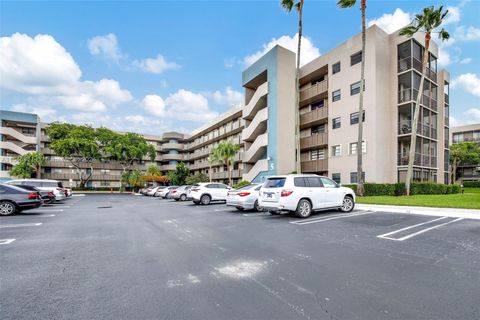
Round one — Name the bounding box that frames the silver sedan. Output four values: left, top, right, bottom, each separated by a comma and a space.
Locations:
226, 184, 261, 211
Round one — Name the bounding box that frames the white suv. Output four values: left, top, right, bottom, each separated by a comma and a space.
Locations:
6, 179, 66, 201
259, 174, 355, 218
189, 183, 231, 205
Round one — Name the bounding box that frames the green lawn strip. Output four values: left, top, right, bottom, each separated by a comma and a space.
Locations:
357, 192, 480, 210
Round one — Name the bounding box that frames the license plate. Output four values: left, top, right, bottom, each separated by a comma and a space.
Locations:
267, 194, 272, 198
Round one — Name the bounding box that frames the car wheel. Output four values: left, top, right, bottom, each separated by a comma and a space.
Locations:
295, 199, 312, 218
174, 199, 179, 201
269, 211, 281, 215
201, 194, 211, 205
0, 201, 16, 216
339, 195, 355, 213
236, 207, 244, 211
180, 194, 187, 201
193, 200, 200, 205
253, 200, 261, 212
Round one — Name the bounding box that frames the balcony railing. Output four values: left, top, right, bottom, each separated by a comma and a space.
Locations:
398, 120, 437, 139
300, 106, 328, 128
397, 153, 437, 167
301, 159, 328, 173
300, 78, 328, 103
300, 132, 328, 150
398, 56, 437, 83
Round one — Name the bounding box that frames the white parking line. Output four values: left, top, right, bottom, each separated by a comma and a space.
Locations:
377, 217, 463, 241
290, 210, 373, 225
43, 206, 70, 208
0, 239, 16, 245
243, 212, 271, 217
0, 223, 42, 229
30, 209, 64, 212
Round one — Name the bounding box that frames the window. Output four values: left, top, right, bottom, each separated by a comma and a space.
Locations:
311, 75, 325, 85
21, 127, 35, 135
349, 141, 366, 155
294, 177, 307, 187
331, 145, 341, 157
306, 177, 322, 187
350, 172, 366, 184
311, 100, 325, 110
350, 81, 365, 95
264, 178, 286, 188
312, 124, 326, 134
332, 89, 341, 102
350, 111, 365, 125
332, 117, 341, 129
331, 174, 341, 185
351, 51, 362, 65
311, 149, 325, 160
332, 62, 341, 74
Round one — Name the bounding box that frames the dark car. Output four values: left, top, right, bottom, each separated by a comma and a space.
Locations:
0, 183, 43, 216
16, 185, 55, 204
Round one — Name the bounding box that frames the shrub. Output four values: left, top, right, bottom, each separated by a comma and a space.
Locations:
463, 181, 480, 188
185, 173, 209, 185
451, 184, 461, 194
234, 180, 251, 189
343, 184, 357, 194
394, 182, 406, 196
343, 182, 459, 196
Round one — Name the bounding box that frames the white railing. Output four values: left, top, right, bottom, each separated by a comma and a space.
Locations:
242, 107, 268, 142
243, 132, 268, 163
243, 82, 268, 120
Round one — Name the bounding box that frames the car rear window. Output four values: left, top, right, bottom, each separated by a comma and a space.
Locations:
264, 178, 286, 188
42, 182, 60, 188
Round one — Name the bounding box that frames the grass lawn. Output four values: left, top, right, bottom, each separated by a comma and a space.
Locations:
357, 188, 480, 209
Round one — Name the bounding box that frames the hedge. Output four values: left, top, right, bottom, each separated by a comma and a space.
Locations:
463, 181, 480, 188
343, 182, 460, 196
233, 180, 251, 189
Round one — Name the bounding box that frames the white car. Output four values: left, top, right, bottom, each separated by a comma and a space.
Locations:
155, 186, 178, 199
147, 186, 164, 196
226, 183, 261, 211
259, 174, 356, 218
6, 179, 66, 201
189, 183, 231, 205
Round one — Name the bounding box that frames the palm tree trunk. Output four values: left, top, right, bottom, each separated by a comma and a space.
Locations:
294, 0, 304, 174
228, 160, 232, 186
36, 164, 41, 179
452, 159, 457, 184
356, 0, 366, 196
405, 33, 431, 195
209, 163, 212, 182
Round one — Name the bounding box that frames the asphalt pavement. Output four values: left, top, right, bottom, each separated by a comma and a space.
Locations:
1, 194, 479, 320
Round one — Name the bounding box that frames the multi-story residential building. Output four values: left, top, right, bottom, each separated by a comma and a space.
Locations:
451, 123, 480, 182
1, 25, 452, 186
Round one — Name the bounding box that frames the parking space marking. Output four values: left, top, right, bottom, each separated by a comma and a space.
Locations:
0, 223, 42, 229
290, 210, 374, 225
243, 212, 271, 217
30, 209, 64, 212
214, 208, 236, 212
377, 217, 463, 241
0, 239, 16, 245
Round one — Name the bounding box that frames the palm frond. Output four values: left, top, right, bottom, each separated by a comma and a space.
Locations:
281, 0, 294, 12
438, 28, 450, 41
337, 0, 356, 8
399, 25, 419, 37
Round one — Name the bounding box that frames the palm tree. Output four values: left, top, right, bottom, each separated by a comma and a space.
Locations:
145, 164, 161, 177
281, 0, 304, 174
337, 0, 366, 196
213, 141, 240, 186
400, 6, 449, 195
207, 146, 222, 182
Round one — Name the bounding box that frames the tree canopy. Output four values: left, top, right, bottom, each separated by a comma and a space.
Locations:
10, 152, 46, 178
168, 162, 190, 185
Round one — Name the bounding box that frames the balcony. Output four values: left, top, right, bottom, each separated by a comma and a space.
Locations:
0, 127, 37, 144
162, 132, 184, 140
243, 82, 268, 120
299, 78, 328, 106
300, 106, 328, 129
243, 132, 268, 163
300, 133, 328, 150
398, 56, 437, 83
0, 141, 32, 156
242, 107, 268, 142
211, 170, 242, 180
161, 143, 184, 151
42, 173, 122, 181
301, 159, 328, 173
397, 153, 437, 167
162, 154, 185, 161
398, 120, 437, 139
160, 164, 177, 171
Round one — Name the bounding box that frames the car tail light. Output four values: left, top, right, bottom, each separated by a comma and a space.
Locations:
27, 192, 39, 199
172, 190, 177, 193
47, 192, 55, 197
238, 192, 251, 197
191, 188, 200, 192
281, 189, 294, 197
56, 188, 62, 191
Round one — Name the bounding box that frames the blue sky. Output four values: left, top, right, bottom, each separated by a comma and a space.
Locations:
1, 0, 479, 134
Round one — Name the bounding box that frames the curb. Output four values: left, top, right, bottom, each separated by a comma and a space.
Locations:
356, 204, 480, 221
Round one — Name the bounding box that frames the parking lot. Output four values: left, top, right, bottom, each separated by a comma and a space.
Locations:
1, 194, 479, 320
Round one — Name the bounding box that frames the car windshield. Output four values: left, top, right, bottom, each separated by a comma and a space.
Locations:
264, 178, 286, 188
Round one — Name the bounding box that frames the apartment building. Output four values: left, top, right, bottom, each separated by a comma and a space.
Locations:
451, 123, 480, 182
1, 25, 452, 186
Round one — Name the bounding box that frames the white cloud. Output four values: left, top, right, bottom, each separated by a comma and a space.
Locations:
367, 8, 412, 34
451, 73, 480, 97
459, 57, 472, 64
464, 108, 480, 121
244, 33, 320, 67
0, 33, 132, 114
443, 6, 461, 25
211, 87, 243, 107
142, 94, 166, 117
87, 33, 122, 62
455, 26, 480, 41
451, 108, 480, 127
11, 103, 57, 121
132, 54, 180, 74
438, 46, 452, 67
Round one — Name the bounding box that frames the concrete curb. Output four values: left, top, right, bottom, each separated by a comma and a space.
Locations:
356, 204, 480, 220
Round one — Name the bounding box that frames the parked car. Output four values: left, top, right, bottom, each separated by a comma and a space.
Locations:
147, 186, 164, 196
64, 188, 73, 197
140, 187, 153, 195
226, 183, 262, 211
16, 185, 55, 204
190, 183, 231, 205
258, 174, 356, 218
155, 186, 178, 199
171, 185, 192, 201
0, 183, 43, 216
6, 179, 66, 201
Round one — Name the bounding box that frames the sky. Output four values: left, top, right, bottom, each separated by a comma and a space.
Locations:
0, 0, 479, 135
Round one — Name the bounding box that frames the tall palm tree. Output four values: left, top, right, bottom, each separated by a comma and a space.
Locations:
214, 141, 241, 186
337, 0, 366, 196
400, 6, 449, 195
281, 0, 304, 174
207, 146, 221, 182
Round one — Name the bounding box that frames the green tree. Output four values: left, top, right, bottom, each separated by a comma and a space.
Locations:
337, 0, 367, 196
146, 164, 161, 177
10, 152, 46, 178
185, 172, 210, 185
450, 142, 480, 183
281, 0, 304, 174
168, 162, 190, 185
213, 141, 241, 186
207, 146, 222, 182
99, 129, 156, 190
400, 6, 450, 195
122, 169, 145, 191
46, 123, 101, 188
